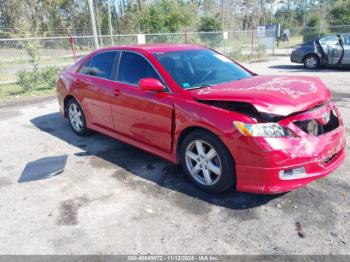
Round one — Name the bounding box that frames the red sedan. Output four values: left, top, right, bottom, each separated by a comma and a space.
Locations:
57, 44, 346, 194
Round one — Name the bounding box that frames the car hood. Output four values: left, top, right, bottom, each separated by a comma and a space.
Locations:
190, 75, 331, 116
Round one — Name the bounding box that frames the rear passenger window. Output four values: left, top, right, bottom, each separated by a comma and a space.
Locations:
79, 51, 119, 80
117, 51, 159, 85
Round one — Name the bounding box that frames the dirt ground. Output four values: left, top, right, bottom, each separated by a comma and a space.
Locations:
0, 56, 349, 255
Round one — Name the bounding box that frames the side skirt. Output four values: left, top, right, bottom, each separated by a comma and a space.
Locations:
86, 122, 178, 164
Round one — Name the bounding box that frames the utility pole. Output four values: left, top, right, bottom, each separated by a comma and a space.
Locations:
260, 0, 263, 25
221, 0, 224, 30
303, 0, 306, 26
242, 0, 246, 30
108, 0, 114, 45
88, 0, 99, 49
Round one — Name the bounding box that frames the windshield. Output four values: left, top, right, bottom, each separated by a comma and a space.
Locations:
153, 49, 252, 89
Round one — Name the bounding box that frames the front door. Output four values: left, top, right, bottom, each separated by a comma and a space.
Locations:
341, 34, 350, 65
110, 51, 174, 153
319, 35, 343, 65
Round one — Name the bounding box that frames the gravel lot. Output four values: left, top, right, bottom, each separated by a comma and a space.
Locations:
0, 56, 349, 255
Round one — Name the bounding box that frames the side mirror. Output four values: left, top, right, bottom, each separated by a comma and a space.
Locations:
139, 78, 164, 92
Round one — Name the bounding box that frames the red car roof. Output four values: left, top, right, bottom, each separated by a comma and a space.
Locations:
98, 43, 206, 53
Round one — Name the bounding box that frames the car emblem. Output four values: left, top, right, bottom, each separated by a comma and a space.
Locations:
322, 111, 330, 125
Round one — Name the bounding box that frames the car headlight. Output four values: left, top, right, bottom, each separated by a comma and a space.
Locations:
233, 121, 294, 137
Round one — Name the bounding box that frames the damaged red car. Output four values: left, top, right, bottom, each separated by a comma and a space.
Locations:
57, 44, 346, 194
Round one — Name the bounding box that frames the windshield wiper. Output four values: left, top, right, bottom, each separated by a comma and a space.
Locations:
187, 84, 214, 90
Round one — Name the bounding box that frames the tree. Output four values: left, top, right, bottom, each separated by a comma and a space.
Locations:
198, 16, 221, 32
198, 16, 222, 47
133, 0, 194, 33
329, 0, 350, 25
0, 0, 348, 39
302, 12, 328, 41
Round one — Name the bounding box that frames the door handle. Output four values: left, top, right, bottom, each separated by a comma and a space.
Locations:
114, 89, 121, 97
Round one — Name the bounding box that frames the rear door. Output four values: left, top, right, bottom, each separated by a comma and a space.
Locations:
319, 35, 343, 65
110, 51, 174, 153
76, 51, 119, 129
341, 34, 350, 65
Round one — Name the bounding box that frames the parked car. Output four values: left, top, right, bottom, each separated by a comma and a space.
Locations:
291, 33, 350, 69
57, 44, 346, 194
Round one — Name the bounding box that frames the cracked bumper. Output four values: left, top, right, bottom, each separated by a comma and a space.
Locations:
236, 147, 345, 194
235, 125, 346, 194
223, 103, 346, 194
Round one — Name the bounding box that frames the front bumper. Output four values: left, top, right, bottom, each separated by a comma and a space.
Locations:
236, 145, 345, 194
224, 103, 346, 194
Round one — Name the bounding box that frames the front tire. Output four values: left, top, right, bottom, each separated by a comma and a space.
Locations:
67, 98, 90, 136
180, 130, 235, 194
303, 54, 320, 69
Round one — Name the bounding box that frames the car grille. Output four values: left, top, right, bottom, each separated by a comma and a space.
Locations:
294, 109, 339, 136
323, 152, 338, 165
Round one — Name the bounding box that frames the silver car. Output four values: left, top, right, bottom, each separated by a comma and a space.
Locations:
291, 33, 350, 69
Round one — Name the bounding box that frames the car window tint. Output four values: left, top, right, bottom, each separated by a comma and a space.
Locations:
117, 51, 159, 85
79, 59, 92, 75
319, 35, 339, 46
79, 51, 118, 80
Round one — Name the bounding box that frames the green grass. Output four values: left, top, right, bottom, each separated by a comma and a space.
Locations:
0, 82, 56, 101
2, 55, 73, 66
277, 35, 303, 49
0, 61, 72, 83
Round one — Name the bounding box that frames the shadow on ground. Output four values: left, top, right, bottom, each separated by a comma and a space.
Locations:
269, 64, 350, 73
31, 112, 282, 210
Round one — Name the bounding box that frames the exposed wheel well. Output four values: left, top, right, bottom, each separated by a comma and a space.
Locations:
63, 95, 75, 117
176, 126, 234, 164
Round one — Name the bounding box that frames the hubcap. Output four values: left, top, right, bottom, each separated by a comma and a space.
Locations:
68, 103, 83, 132
185, 140, 222, 186
305, 57, 317, 68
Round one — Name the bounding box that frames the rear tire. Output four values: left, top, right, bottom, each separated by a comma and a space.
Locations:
67, 98, 90, 136
180, 130, 235, 194
303, 54, 320, 69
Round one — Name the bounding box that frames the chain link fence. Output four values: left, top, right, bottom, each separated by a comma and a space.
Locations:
0, 25, 349, 99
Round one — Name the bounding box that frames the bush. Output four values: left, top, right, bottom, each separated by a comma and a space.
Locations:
16, 66, 60, 93
16, 70, 40, 92
24, 41, 40, 71
40, 66, 60, 88
302, 29, 328, 42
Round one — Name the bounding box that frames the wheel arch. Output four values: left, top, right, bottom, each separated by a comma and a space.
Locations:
63, 95, 77, 117
302, 53, 321, 63
175, 126, 235, 164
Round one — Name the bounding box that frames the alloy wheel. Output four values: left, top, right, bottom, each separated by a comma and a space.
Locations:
305, 56, 318, 69
68, 103, 84, 132
185, 139, 222, 186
